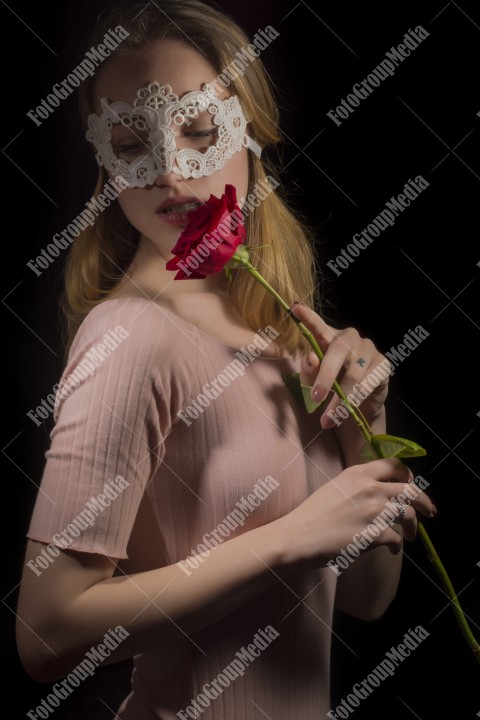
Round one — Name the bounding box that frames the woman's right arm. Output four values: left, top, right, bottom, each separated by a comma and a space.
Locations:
16, 519, 285, 683
17, 457, 434, 683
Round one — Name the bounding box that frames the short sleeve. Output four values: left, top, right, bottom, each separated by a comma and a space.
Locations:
27, 301, 182, 559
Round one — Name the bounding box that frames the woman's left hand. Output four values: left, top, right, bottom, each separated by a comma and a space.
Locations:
290, 303, 390, 429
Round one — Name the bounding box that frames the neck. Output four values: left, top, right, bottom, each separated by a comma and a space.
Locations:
112, 233, 230, 299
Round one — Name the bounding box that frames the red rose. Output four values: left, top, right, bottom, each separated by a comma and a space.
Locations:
166, 184, 246, 280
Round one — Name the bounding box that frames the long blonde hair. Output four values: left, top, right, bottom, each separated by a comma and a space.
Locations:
63, 0, 320, 355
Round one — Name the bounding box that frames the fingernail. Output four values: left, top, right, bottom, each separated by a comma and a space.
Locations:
321, 415, 335, 429
292, 301, 303, 306
431, 504, 438, 516
312, 385, 327, 402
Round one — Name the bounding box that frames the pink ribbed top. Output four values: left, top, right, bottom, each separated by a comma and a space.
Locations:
27, 297, 345, 719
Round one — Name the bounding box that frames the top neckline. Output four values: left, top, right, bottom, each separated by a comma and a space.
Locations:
96, 296, 296, 362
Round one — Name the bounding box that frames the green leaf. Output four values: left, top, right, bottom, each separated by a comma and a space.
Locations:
360, 434, 427, 460
281, 372, 323, 413
300, 383, 323, 413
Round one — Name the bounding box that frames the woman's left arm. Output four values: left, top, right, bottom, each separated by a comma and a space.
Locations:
291, 303, 417, 621
327, 406, 405, 621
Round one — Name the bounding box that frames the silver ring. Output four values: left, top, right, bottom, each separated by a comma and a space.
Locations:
393, 500, 406, 524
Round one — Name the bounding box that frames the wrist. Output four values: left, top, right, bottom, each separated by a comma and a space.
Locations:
367, 409, 387, 439
254, 515, 300, 572
264, 513, 319, 573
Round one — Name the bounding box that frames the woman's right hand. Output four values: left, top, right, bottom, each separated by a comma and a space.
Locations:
277, 458, 436, 569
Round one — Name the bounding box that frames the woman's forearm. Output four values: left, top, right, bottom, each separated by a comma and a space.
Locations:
332, 405, 387, 469
332, 407, 404, 620
17, 521, 290, 682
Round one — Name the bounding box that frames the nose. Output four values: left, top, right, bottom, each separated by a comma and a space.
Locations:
151, 127, 185, 187
153, 168, 184, 188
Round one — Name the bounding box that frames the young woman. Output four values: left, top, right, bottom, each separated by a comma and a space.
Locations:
17, 1, 435, 718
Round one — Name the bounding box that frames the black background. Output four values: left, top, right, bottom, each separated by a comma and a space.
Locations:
3, 1, 479, 718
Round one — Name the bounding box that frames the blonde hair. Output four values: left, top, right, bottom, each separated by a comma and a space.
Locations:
63, 0, 320, 355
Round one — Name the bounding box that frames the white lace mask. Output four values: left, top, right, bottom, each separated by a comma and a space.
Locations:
86, 82, 262, 187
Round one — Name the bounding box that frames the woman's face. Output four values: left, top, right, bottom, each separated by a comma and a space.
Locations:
93, 39, 250, 257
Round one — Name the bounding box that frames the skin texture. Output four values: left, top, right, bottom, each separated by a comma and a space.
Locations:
16, 39, 435, 683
